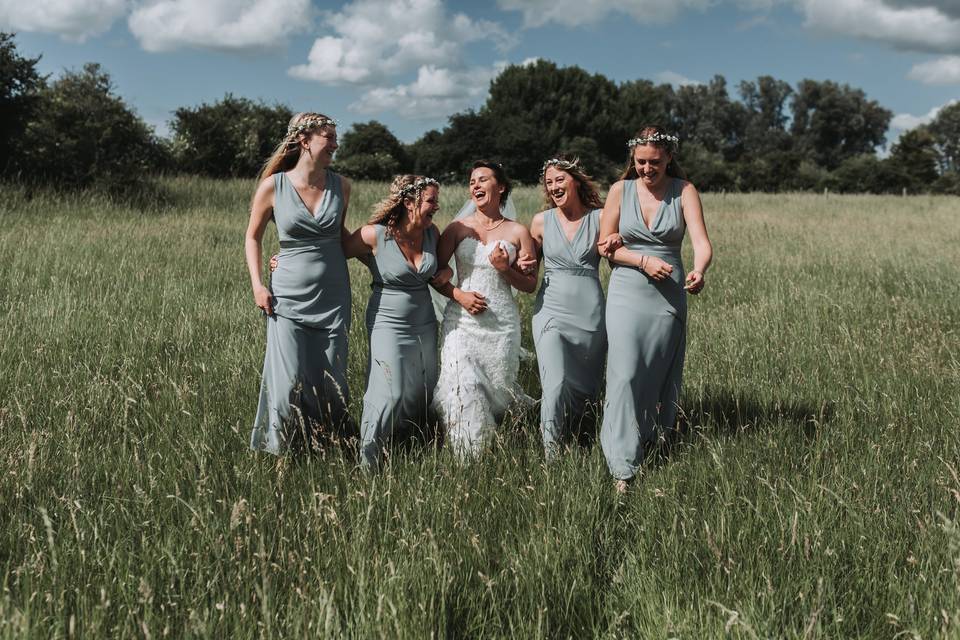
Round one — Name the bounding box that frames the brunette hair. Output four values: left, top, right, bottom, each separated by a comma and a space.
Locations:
619, 125, 687, 181
540, 156, 603, 209
471, 160, 512, 205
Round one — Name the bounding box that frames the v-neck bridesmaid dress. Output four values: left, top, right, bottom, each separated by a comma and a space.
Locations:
601, 178, 688, 480
250, 170, 353, 455
532, 208, 606, 456
359, 224, 440, 468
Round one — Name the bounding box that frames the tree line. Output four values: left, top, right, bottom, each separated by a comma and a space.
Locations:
2, 33, 958, 195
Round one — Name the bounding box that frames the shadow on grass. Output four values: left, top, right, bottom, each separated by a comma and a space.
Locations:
650, 387, 834, 464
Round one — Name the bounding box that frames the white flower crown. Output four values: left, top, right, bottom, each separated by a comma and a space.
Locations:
627, 132, 679, 148
287, 116, 337, 139
398, 177, 439, 199
540, 157, 580, 178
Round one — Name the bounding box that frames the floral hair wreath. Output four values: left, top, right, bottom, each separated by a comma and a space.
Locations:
626, 132, 679, 150
540, 157, 580, 179
398, 177, 440, 199
287, 116, 337, 139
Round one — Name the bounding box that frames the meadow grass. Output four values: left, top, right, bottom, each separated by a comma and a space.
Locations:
0, 176, 958, 638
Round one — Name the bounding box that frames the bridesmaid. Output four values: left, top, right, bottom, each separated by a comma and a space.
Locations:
529, 157, 618, 457
597, 125, 713, 491
245, 112, 354, 455
344, 175, 444, 469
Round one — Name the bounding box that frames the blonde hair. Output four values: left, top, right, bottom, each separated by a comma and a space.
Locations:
257, 112, 335, 182
540, 156, 603, 209
369, 175, 435, 236
620, 125, 687, 181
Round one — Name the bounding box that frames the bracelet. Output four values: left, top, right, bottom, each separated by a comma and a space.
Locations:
639, 255, 647, 272
690, 269, 705, 278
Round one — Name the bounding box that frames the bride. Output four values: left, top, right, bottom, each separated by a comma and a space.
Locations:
431, 161, 538, 456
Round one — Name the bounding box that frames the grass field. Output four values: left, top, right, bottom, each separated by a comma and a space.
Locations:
0, 177, 958, 638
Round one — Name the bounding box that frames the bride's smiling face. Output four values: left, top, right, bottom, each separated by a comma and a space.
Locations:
469, 167, 504, 211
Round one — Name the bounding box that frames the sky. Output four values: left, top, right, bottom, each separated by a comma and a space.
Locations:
2, 0, 958, 147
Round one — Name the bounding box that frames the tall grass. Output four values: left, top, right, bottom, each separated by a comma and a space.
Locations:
0, 178, 958, 637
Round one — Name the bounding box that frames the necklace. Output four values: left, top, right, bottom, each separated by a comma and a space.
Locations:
475, 212, 505, 231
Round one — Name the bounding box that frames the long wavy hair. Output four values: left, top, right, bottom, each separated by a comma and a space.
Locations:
257, 112, 334, 182
369, 174, 433, 237
540, 156, 603, 209
620, 125, 687, 181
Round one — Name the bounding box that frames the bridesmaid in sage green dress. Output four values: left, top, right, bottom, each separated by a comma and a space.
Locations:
529, 157, 619, 457
597, 126, 713, 491
341, 176, 445, 469
245, 113, 354, 455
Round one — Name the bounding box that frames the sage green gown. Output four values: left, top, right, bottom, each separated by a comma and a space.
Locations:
250, 170, 353, 455
359, 224, 439, 468
532, 208, 606, 456
601, 178, 687, 480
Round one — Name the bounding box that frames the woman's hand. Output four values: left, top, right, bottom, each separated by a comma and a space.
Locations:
516, 252, 537, 275
254, 284, 274, 316
454, 289, 487, 315
488, 244, 511, 272
642, 256, 673, 281
597, 233, 623, 257
268, 254, 278, 272
684, 270, 705, 294
430, 265, 453, 287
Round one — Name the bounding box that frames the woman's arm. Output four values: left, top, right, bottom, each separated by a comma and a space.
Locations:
490, 223, 537, 293
430, 222, 488, 314
244, 177, 276, 315
680, 181, 713, 293
599, 180, 671, 280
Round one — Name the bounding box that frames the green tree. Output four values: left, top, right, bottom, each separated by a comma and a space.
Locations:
927, 101, 960, 173
0, 32, 45, 176
888, 127, 939, 190
738, 75, 793, 159
19, 63, 163, 192
408, 111, 496, 182
171, 95, 292, 177
333, 120, 409, 179
790, 79, 891, 170
671, 75, 745, 160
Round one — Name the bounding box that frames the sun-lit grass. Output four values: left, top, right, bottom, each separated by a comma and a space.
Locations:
0, 177, 958, 638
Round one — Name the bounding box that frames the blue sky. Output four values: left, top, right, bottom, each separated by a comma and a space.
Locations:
4, 0, 958, 146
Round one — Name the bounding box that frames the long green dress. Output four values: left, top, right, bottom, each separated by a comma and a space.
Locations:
532, 208, 606, 456
601, 178, 687, 480
359, 224, 439, 468
250, 170, 353, 455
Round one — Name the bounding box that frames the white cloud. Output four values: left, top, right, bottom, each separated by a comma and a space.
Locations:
890, 99, 957, 131
350, 62, 507, 119
289, 0, 515, 85
797, 0, 960, 54
655, 70, 702, 87
0, 0, 128, 41
496, 0, 710, 27
907, 55, 960, 84
128, 0, 310, 52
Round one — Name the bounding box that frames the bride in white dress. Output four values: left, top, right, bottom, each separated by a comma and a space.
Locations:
431, 161, 538, 456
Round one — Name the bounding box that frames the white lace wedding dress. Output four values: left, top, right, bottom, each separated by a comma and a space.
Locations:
433, 237, 531, 456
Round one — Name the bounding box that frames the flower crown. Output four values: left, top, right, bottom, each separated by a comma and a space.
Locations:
398, 177, 439, 199
540, 157, 580, 179
287, 116, 337, 139
627, 132, 679, 149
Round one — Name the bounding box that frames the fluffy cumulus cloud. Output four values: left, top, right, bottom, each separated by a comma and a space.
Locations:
128, 0, 311, 52
907, 55, 960, 84
0, 0, 129, 41
891, 98, 958, 131
654, 70, 703, 87
289, 0, 514, 85
797, 0, 960, 54
351, 63, 508, 118
496, 0, 711, 27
